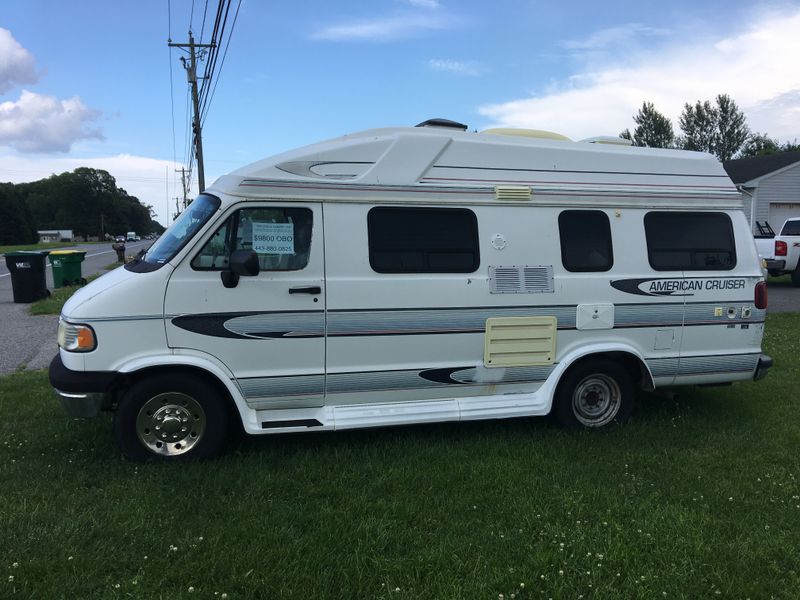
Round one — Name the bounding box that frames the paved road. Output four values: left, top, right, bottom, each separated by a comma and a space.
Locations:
0, 241, 150, 374
0, 256, 797, 375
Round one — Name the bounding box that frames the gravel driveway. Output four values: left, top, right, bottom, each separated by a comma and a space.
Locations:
0, 241, 150, 374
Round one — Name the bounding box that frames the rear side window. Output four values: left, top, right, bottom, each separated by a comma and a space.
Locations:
644, 212, 736, 271
558, 210, 613, 272
368, 207, 479, 273
781, 220, 800, 235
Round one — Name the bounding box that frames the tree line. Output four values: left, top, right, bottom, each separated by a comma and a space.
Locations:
0, 168, 165, 245
620, 94, 800, 161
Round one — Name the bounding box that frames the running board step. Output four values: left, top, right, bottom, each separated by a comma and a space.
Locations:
261, 419, 323, 429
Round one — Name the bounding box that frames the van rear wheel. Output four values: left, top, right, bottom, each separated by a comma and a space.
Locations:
554, 359, 635, 428
113, 373, 229, 461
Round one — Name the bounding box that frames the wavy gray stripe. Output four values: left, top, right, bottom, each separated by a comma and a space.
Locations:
328, 306, 577, 335
239, 375, 324, 398
182, 302, 764, 341
239, 365, 555, 399
224, 312, 324, 337
647, 353, 759, 377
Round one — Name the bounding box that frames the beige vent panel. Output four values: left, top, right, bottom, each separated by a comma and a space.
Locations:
494, 185, 532, 201
484, 316, 557, 367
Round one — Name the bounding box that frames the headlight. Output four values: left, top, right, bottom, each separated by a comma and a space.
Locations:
58, 320, 97, 352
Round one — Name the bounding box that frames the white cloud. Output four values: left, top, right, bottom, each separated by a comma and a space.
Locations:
0, 152, 198, 226
0, 28, 38, 94
312, 13, 450, 42
428, 59, 483, 76
404, 0, 440, 7
562, 23, 671, 51
0, 90, 103, 153
479, 8, 800, 143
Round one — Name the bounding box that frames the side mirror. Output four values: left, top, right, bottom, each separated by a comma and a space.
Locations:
230, 249, 260, 276
221, 250, 260, 288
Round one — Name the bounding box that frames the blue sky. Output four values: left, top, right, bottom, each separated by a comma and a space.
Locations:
2, 0, 799, 225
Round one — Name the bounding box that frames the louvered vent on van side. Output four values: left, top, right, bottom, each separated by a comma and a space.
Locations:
490, 266, 554, 294
494, 185, 532, 201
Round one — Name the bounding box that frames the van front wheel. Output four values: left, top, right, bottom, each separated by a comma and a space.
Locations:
113, 374, 229, 461
554, 359, 635, 429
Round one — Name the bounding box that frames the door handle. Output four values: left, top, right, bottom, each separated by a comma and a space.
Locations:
289, 286, 322, 295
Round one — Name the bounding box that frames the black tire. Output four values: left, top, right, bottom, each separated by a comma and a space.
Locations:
553, 358, 635, 429
791, 267, 800, 287
113, 373, 229, 461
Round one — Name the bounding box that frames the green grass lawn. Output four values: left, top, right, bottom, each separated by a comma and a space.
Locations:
28, 265, 120, 316
1, 314, 799, 599
0, 242, 107, 255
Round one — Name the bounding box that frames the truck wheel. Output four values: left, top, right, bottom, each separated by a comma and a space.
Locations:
792, 267, 800, 287
113, 373, 229, 461
553, 359, 635, 428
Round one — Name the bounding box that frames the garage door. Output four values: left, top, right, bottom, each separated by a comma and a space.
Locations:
770, 203, 800, 233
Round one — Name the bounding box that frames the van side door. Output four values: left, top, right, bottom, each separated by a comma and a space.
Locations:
164, 202, 326, 410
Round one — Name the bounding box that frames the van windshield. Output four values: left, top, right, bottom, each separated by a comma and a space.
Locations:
143, 194, 221, 265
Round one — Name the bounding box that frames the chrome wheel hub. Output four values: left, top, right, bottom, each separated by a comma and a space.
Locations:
136, 392, 205, 456
572, 374, 621, 427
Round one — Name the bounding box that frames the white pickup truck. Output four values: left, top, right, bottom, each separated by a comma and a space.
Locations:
754, 218, 800, 285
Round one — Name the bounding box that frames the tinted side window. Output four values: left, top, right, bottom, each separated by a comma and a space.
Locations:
644, 212, 736, 271
368, 207, 479, 273
781, 220, 800, 236
192, 207, 313, 271
558, 210, 613, 272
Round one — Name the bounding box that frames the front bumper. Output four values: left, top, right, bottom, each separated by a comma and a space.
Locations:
754, 354, 774, 382
49, 354, 117, 418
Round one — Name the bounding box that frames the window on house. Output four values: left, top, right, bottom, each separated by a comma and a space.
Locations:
368, 207, 480, 273
558, 210, 614, 272
644, 212, 736, 271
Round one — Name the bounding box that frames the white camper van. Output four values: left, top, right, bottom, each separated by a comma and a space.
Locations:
49, 119, 772, 461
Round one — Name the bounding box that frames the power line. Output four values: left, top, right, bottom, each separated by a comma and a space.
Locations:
201, 0, 241, 127
199, 0, 210, 42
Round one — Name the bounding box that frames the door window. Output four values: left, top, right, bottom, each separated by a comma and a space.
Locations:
192, 207, 313, 271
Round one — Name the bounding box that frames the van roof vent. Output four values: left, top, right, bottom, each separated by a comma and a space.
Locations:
490, 266, 554, 294
495, 185, 532, 201
415, 118, 468, 131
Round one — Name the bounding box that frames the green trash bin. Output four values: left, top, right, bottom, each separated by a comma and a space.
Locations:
48, 250, 87, 288
4, 250, 50, 302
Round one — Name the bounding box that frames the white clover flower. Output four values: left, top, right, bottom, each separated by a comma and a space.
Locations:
8, 576, 14, 583
12, 563, 18, 568
188, 586, 195, 593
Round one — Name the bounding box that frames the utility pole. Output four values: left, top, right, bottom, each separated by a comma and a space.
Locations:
175, 167, 190, 209
169, 32, 214, 192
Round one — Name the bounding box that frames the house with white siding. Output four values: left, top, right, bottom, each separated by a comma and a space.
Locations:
724, 151, 800, 233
